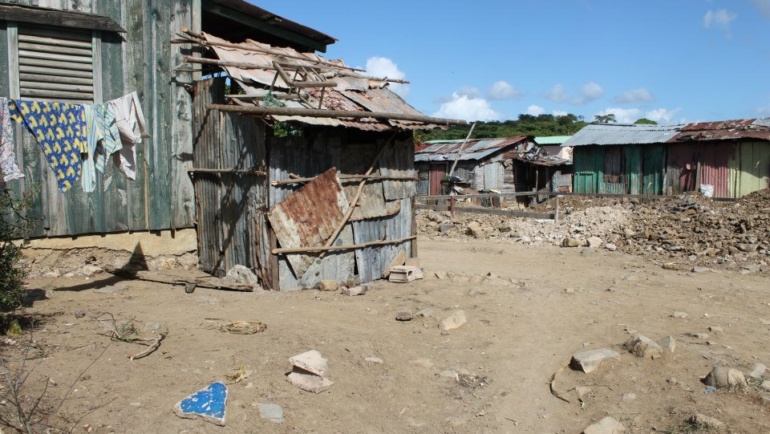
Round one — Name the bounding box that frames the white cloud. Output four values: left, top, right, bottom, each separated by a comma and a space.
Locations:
487, 80, 521, 100
573, 82, 604, 105
544, 84, 570, 103
615, 88, 655, 104
527, 105, 546, 116
594, 107, 641, 124
553, 110, 569, 117
645, 108, 682, 124
433, 92, 501, 122
365, 56, 410, 98
457, 86, 481, 98
753, 0, 770, 19
703, 9, 737, 38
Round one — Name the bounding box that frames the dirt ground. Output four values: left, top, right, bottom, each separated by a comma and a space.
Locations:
3, 234, 770, 432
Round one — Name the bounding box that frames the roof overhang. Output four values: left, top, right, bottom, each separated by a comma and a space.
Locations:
0, 3, 125, 33
201, 0, 335, 52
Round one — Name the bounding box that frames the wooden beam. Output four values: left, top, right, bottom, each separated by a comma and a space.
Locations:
206, 104, 468, 126
0, 4, 125, 33
272, 236, 416, 255
188, 168, 267, 176
415, 205, 554, 220
271, 174, 417, 186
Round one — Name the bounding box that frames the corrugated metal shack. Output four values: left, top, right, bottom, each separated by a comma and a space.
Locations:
565, 119, 770, 198
504, 136, 573, 196
414, 136, 532, 195
181, 30, 464, 290
0, 0, 336, 237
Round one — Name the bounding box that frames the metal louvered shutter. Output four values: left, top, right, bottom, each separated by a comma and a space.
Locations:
18, 25, 94, 103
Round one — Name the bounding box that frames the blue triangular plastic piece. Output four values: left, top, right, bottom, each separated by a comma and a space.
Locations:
174, 382, 228, 426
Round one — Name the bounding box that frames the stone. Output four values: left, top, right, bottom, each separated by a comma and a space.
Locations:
439, 369, 459, 381
258, 403, 284, 423
225, 265, 259, 288
415, 307, 434, 318
605, 243, 617, 252
395, 312, 413, 321
703, 366, 747, 389
520, 235, 532, 244
317, 280, 338, 291
174, 382, 228, 426
286, 372, 334, 394
689, 333, 709, 340
692, 266, 711, 273
748, 363, 766, 380
660, 336, 676, 353
586, 236, 603, 248
671, 311, 689, 319
388, 266, 423, 283
364, 356, 384, 364
74, 310, 86, 319
667, 377, 678, 385
622, 392, 636, 402
434, 271, 447, 280
439, 223, 454, 233
689, 414, 724, 429
466, 222, 484, 238
625, 335, 663, 359
708, 326, 723, 334
582, 416, 625, 434
761, 381, 770, 392
571, 349, 621, 374
341, 285, 367, 296
289, 350, 328, 377
80, 264, 103, 277
438, 311, 467, 331
562, 238, 581, 248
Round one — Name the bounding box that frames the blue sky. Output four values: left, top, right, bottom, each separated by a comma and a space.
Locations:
250, 0, 770, 124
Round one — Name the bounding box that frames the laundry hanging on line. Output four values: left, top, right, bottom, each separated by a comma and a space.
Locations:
4, 92, 150, 193
0, 97, 24, 182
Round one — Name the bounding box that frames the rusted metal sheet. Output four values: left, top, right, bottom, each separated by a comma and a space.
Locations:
673, 118, 770, 142
267, 167, 349, 277
667, 142, 736, 198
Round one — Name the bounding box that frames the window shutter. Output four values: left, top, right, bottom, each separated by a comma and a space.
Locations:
18, 24, 94, 103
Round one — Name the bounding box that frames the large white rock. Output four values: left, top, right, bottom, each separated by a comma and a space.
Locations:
582, 416, 625, 434
571, 349, 621, 374
289, 350, 328, 377
439, 311, 467, 331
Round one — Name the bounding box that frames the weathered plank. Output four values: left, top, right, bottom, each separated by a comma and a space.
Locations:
0, 3, 123, 32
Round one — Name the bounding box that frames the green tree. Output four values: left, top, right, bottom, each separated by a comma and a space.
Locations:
420, 113, 588, 141
634, 118, 658, 125
594, 114, 617, 124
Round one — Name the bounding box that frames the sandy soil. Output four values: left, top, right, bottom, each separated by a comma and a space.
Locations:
3, 237, 770, 433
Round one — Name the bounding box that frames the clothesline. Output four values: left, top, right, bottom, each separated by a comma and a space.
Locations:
0, 92, 150, 193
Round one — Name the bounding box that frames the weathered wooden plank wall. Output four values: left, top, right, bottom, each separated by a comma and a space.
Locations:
2, 0, 196, 237
193, 78, 266, 276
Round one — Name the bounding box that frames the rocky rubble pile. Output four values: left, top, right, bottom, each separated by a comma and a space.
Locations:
417, 190, 770, 272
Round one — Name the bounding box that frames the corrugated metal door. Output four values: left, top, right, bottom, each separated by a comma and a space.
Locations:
18, 25, 95, 102
625, 146, 642, 194
429, 164, 445, 195
483, 162, 503, 190
642, 145, 665, 195
736, 142, 770, 197
573, 147, 598, 193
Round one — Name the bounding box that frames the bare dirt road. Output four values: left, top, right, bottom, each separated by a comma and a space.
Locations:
3, 235, 770, 433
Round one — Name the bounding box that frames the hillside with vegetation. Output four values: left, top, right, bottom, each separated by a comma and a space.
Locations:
418, 113, 589, 141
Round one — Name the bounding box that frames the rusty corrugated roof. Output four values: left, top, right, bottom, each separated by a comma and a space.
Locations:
415, 136, 530, 162
199, 33, 441, 131
671, 118, 770, 142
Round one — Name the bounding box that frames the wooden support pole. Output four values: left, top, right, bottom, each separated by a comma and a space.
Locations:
272, 236, 416, 255
205, 103, 467, 126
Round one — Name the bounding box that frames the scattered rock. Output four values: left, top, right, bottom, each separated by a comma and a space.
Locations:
667, 377, 678, 385
225, 265, 259, 288
364, 356, 384, 364
671, 312, 689, 319
605, 243, 617, 252
571, 349, 621, 374
748, 363, 766, 380
562, 237, 581, 248
466, 222, 484, 238
703, 366, 747, 389
689, 413, 724, 429
625, 334, 663, 359
80, 264, 103, 277
289, 350, 328, 377
341, 285, 367, 296
586, 236, 603, 248
174, 382, 228, 426
439, 369, 459, 381
622, 392, 636, 402
438, 310, 467, 331
760, 381, 770, 391
317, 280, 338, 291
395, 312, 413, 321
258, 403, 284, 424
692, 266, 711, 273
688, 333, 709, 340
286, 371, 334, 394
74, 310, 86, 319
582, 416, 625, 434
708, 326, 723, 334
660, 336, 676, 353
439, 223, 453, 233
